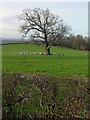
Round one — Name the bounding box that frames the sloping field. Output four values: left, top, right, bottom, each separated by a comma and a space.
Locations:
2, 44, 89, 119
2, 44, 88, 77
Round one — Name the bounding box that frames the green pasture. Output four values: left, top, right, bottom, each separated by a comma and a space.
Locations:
2, 44, 88, 77
2, 44, 89, 118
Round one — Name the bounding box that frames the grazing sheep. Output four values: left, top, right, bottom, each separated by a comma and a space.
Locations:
44, 52, 47, 55
23, 53, 27, 55
39, 52, 46, 55
19, 52, 27, 55
20, 52, 23, 55
41, 53, 44, 55
32, 52, 37, 55
39, 52, 42, 55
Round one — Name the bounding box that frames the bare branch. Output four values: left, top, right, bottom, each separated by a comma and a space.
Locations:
18, 7, 71, 55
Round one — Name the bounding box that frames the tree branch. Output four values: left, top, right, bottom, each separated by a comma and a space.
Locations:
25, 13, 44, 31
46, 44, 53, 49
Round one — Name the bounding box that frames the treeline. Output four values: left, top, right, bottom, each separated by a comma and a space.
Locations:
2, 34, 88, 51
52, 34, 88, 51
33, 34, 88, 51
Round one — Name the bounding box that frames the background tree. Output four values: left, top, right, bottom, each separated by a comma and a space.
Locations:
19, 8, 71, 55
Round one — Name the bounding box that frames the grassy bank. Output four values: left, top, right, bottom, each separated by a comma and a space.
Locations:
2, 44, 88, 77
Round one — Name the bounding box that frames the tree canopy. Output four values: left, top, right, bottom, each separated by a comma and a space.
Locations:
19, 8, 71, 55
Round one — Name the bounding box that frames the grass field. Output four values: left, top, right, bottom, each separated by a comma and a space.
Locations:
2, 44, 88, 77
2, 44, 89, 119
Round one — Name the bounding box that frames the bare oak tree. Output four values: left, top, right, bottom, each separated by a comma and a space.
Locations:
19, 8, 71, 55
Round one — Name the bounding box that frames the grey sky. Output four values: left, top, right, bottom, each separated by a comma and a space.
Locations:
0, 2, 88, 38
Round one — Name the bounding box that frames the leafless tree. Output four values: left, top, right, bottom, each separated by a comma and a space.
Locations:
19, 8, 71, 55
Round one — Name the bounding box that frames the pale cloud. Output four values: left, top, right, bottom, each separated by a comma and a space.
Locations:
0, 22, 18, 29
0, 23, 20, 38
0, 7, 16, 19
0, 2, 88, 38
0, 9, 13, 18
1, 16, 19, 26
1, 29, 20, 38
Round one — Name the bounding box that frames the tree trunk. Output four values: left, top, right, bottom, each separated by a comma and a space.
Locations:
45, 47, 51, 55
44, 33, 51, 55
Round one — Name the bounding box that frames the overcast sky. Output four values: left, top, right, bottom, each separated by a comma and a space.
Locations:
0, 2, 88, 39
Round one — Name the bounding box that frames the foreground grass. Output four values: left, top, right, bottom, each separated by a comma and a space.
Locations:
2, 44, 88, 77
2, 44, 89, 119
